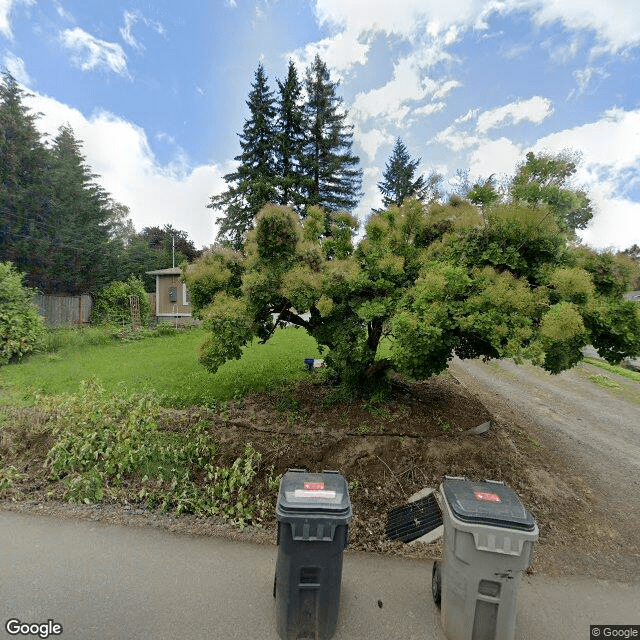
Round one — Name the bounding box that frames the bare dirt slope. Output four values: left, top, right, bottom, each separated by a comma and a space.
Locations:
2, 359, 639, 583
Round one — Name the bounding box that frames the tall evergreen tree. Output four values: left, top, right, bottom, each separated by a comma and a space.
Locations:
208, 63, 277, 249
302, 54, 362, 214
0, 71, 53, 284
275, 60, 306, 212
377, 138, 428, 208
48, 125, 116, 293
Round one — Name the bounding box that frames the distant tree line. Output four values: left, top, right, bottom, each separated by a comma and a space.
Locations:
209, 55, 363, 249
0, 71, 202, 295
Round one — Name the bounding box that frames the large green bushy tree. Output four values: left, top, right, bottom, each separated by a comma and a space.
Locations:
184, 196, 640, 394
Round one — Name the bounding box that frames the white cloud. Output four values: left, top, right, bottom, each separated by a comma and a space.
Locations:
307, 0, 640, 80
351, 50, 457, 126
534, 108, 640, 180
433, 122, 482, 151
476, 97, 553, 133
469, 136, 522, 178
532, 109, 640, 249
120, 11, 143, 51
0, 0, 34, 39
60, 27, 128, 76
119, 9, 166, 49
290, 28, 369, 76
571, 65, 609, 97
528, 0, 640, 55
356, 127, 394, 161
24, 91, 229, 248
2, 51, 30, 84
413, 101, 446, 117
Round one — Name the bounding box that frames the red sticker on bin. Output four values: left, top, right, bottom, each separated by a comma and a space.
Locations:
474, 491, 501, 502
304, 482, 325, 490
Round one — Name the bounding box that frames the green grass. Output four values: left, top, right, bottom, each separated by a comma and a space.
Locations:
0, 326, 321, 407
583, 357, 640, 383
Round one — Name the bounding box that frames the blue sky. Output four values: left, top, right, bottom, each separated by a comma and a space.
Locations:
2, 0, 639, 250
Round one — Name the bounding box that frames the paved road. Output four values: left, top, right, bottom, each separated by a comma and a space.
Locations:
1, 512, 638, 640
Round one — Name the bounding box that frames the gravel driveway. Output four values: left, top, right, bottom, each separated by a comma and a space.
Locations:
449, 356, 640, 581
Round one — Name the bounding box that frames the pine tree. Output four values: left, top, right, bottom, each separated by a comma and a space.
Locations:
0, 71, 53, 286
48, 125, 116, 293
302, 54, 362, 214
377, 138, 429, 208
275, 60, 306, 212
208, 63, 278, 249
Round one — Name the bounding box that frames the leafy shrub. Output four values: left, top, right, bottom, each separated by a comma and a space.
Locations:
92, 276, 150, 327
0, 262, 46, 365
43, 380, 268, 526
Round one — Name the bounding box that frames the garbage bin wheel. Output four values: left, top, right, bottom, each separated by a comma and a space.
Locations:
431, 561, 442, 608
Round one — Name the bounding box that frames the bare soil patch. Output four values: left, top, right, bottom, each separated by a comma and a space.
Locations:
2, 371, 638, 583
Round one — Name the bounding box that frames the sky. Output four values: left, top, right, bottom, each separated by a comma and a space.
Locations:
2, 0, 640, 251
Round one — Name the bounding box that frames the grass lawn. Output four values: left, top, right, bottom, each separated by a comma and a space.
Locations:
0, 326, 322, 407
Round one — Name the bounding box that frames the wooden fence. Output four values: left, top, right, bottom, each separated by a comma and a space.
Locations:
33, 294, 92, 326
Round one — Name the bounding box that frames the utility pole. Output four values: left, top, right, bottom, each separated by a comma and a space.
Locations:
172, 235, 175, 269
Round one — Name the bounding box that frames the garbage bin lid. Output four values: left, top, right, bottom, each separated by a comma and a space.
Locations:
442, 477, 536, 532
276, 469, 352, 521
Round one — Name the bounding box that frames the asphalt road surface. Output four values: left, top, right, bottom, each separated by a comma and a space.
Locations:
1, 511, 638, 640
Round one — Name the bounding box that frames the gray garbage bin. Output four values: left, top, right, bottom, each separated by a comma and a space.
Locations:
274, 469, 352, 640
433, 476, 538, 640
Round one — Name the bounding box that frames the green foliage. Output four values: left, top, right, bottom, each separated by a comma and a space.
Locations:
208, 63, 278, 249
575, 247, 638, 297
209, 56, 362, 248
0, 261, 46, 365
43, 380, 268, 525
377, 138, 431, 208
0, 75, 127, 295
583, 299, 640, 364
0, 465, 22, 491
193, 173, 640, 394
182, 247, 244, 315
92, 276, 150, 326
510, 151, 593, 232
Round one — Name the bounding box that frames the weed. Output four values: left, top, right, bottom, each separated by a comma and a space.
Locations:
435, 416, 452, 432
41, 381, 267, 527
356, 423, 369, 435
528, 436, 542, 448
300, 433, 310, 444
348, 480, 360, 493
362, 401, 391, 419
266, 465, 282, 491
0, 465, 21, 491
588, 374, 621, 389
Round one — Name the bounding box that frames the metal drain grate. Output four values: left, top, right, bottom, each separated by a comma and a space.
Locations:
386, 494, 443, 543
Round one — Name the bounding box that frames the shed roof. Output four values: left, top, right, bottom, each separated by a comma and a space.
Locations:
145, 267, 183, 275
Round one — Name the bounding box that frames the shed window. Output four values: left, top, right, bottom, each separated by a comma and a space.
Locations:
183, 284, 190, 306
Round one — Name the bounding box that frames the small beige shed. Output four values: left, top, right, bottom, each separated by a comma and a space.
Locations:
146, 267, 192, 320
